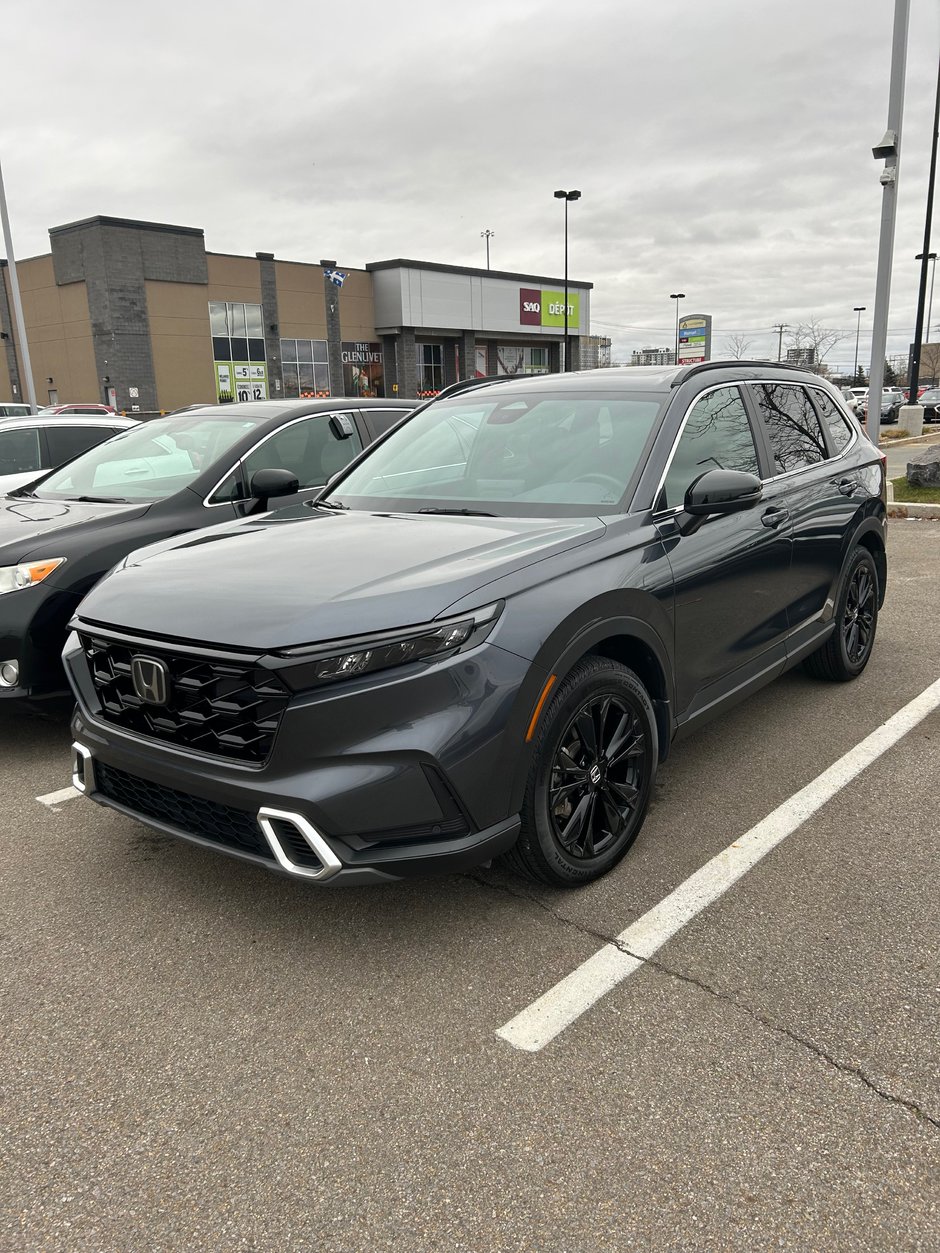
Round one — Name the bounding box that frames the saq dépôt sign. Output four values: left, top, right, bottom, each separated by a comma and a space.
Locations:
520, 286, 580, 330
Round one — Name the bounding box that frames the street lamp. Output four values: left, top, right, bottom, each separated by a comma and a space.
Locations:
554, 189, 581, 370
481, 229, 494, 270
670, 293, 685, 363
853, 306, 866, 381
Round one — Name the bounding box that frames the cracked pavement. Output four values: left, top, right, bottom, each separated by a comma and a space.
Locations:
2, 519, 939, 1251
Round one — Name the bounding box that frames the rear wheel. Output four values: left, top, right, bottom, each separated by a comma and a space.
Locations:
506, 657, 657, 887
804, 546, 879, 682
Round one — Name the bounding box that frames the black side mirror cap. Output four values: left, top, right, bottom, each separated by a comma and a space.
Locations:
250, 467, 300, 507
676, 469, 762, 535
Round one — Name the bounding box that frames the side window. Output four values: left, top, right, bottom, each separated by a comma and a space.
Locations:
362, 408, 410, 439
213, 415, 364, 502
750, 384, 827, 474
46, 425, 112, 466
810, 389, 854, 454
659, 387, 759, 510
0, 426, 42, 475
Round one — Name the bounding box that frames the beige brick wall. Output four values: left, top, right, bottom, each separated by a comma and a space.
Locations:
146, 280, 216, 411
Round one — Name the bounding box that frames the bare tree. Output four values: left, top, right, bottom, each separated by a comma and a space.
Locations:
786, 320, 847, 373
724, 333, 755, 360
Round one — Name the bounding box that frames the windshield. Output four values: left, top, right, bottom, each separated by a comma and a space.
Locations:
327, 389, 665, 515
920, 389, 940, 403
32, 415, 264, 501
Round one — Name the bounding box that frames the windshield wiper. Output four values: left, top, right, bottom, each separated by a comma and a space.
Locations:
313, 498, 348, 511
74, 495, 128, 503
416, 507, 495, 516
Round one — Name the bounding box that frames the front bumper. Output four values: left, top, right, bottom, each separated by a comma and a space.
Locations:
65, 630, 536, 885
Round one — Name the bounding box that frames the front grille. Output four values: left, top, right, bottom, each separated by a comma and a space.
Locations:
81, 635, 290, 764
94, 760, 273, 861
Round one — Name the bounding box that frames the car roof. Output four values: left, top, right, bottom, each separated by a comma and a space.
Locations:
0, 414, 138, 432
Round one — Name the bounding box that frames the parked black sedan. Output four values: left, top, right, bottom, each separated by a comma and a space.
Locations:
0, 397, 413, 699
65, 363, 887, 888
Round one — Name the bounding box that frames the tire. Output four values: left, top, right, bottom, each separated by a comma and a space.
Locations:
505, 657, 658, 887
803, 546, 879, 683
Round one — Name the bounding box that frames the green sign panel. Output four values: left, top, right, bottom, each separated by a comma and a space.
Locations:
540, 290, 580, 329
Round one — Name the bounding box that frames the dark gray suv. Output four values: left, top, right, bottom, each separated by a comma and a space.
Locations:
64, 363, 887, 887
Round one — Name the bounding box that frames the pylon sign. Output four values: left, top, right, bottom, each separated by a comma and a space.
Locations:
678, 314, 712, 364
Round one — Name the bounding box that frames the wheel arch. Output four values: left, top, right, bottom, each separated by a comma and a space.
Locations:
848, 515, 887, 607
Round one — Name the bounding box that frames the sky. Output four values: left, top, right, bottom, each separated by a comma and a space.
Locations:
2, 0, 938, 375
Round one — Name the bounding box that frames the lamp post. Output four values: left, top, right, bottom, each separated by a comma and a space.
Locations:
670, 293, 685, 363
480, 229, 494, 270
916, 252, 937, 342
553, 189, 580, 370
853, 307, 866, 381
905, 48, 939, 405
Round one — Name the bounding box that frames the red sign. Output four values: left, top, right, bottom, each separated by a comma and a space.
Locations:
520, 287, 541, 326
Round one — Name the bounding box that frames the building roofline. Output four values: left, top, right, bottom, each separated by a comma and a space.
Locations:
48, 215, 205, 239
366, 257, 593, 289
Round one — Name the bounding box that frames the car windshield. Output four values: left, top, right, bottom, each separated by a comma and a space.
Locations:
325, 388, 665, 516
31, 415, 264, 501
920, 389, 940, 403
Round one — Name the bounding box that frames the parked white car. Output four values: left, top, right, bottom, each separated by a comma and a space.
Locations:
0, 414, 139, 495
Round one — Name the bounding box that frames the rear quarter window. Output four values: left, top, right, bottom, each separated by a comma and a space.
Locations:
810, 389, 854, 454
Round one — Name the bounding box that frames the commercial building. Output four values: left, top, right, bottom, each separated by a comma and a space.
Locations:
630, 347, 675, 366
0, 216, 594, 412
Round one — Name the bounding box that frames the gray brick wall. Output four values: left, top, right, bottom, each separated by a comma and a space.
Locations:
49, 216, 207, 413
0, 263, 23, 400
457, 331, 476, 381
257, 253, 281, 399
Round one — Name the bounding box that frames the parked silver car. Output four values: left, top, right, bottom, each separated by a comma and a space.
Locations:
0, 414, 139, 495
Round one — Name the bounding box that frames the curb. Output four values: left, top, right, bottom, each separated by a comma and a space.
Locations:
878, 430, 940, 449
888, 502, 940, 520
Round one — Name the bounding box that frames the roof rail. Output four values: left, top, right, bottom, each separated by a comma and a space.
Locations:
671, 359, 811, 387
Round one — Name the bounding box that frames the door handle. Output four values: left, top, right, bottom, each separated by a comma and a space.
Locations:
761, 506, 789, 529
831, 476, 859, 496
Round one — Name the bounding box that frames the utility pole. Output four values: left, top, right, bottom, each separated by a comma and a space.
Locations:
907, 51, 940, 404
0, 157, 38, 412
869, 0, 910, 442
774, 323, 788, 362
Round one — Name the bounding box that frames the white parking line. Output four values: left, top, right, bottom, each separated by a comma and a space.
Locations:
36, 785, 80, 809
497, 675, 940, 1052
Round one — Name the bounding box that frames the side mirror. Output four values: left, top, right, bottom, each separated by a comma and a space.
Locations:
677, 469, 762, 536
249, 467, 300, 508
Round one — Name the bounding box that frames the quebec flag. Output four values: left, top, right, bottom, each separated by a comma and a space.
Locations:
324, 268, 347, 287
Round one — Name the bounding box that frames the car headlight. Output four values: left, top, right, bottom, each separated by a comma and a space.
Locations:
278, 602, 503, 691
0, 558, 66, 596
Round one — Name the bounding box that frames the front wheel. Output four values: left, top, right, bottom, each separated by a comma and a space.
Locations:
804, 545, 879, 682
505, 657, 657, 887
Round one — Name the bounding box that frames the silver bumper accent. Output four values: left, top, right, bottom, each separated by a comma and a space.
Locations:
71, 741, 95, 794
257, 807, 344, 883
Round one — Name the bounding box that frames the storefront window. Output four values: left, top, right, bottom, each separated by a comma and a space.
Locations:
281, 339, 330, 397
209, 301, 268, 401
416, 343, 444, 398
525, 346, 549, 374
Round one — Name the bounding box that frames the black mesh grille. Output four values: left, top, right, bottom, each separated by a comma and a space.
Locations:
94, 761, 273, 861
81, 635, 290, 764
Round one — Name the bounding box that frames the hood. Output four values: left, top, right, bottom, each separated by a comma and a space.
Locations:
76, 507, 605, 650
0, 496, 151, 559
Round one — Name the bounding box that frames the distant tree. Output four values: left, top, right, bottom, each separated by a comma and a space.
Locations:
786, 320, 847, 373
725, 334, 755, 360
883, 360, 898, 386
854, 364, 867, 386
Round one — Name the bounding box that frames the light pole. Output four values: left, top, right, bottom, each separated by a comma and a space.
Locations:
670, 293, 685, 363
554, 189, 580, 370
480, 229, 494, 270
853, 307, 866, 381
916, 252, 937, 342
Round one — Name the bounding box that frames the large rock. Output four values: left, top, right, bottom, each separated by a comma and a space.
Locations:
907, 444, 940, 487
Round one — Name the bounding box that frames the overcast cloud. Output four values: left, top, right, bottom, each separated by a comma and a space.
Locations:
3, 0, 938, 371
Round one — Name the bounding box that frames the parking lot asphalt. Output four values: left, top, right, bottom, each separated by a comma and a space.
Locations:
2, 519, 938, 1251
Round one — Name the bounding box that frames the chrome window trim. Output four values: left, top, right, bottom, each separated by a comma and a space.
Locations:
651, 379, 860, 518
202, 409, 361, 509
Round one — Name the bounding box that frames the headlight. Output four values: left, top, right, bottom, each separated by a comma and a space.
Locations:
0, 558, 66, 595
278, 602, 502, 691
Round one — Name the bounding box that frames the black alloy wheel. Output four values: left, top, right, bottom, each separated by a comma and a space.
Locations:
508, 657, 657, 886
842, 562, 876, 665
548, 695, 645, 860
804, 545, 880, 682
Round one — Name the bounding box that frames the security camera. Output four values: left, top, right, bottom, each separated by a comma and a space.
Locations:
872, 130, 897, 160
879, 168, 896, 186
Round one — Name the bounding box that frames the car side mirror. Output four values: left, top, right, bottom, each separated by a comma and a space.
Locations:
249, 467, 300, 508
676, 469, 762, 536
